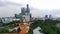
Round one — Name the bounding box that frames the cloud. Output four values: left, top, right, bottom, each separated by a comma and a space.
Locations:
55, 14, 60, 18
0, 1, 23, 17
0, 1, 60, 18
0, 0, 7, 6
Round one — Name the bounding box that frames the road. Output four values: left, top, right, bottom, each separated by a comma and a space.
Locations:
18, 23, 30, 34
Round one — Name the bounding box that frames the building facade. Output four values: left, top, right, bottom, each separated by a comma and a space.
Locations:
15, 4, 32, 22
21, 4, 32, 22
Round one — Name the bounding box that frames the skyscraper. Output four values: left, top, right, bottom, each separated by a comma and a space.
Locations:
25, 4, 30, 13
45, 15, 48, 20
15, 4, 32, 22
21, 7, 26, 15
20, 4, 32, 22
49, 14, 52, 19
21, 4, 30, 15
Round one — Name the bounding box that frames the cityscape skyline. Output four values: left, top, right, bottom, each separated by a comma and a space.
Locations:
0, 0, 60, 18
0, 0, 60, 34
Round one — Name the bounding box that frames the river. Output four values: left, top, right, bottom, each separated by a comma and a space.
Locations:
33, 27, 43, 34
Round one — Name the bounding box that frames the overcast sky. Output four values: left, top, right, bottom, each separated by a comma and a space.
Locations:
0, 0, 60, 18
7, 0, 60, 10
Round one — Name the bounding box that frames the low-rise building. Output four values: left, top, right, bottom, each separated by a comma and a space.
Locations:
1, 17, 20, 23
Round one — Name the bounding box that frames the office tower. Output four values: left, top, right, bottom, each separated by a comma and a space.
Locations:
45, 15, 48, 20
49, 14, 52, 19
21, 4, 30, 15
21, 7, 26, 15
20, 4, 32, 22
25, 4, 30, 13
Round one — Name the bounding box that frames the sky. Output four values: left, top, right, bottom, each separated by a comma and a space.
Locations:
0, 0, 60, 18
7, 0, 60, 10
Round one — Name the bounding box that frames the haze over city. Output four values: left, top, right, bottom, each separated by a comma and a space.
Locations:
0, 0, 60, 34
0, 0, 60, 18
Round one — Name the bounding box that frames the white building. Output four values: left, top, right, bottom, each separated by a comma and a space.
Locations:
1, 17, 20, 23
22, 14, 30, 22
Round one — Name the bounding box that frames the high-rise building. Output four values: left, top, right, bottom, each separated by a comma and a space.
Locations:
21, 7, 26, 15
45, 15, 48, 20
15, 4, 32, 22
49, 14, 52, 19
21, 4, 32, 22
21, 4, 30, 15
25, 4, 30, 13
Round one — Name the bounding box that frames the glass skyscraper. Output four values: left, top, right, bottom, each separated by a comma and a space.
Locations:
15, 4, 32, 22
25, 4, 30, 13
